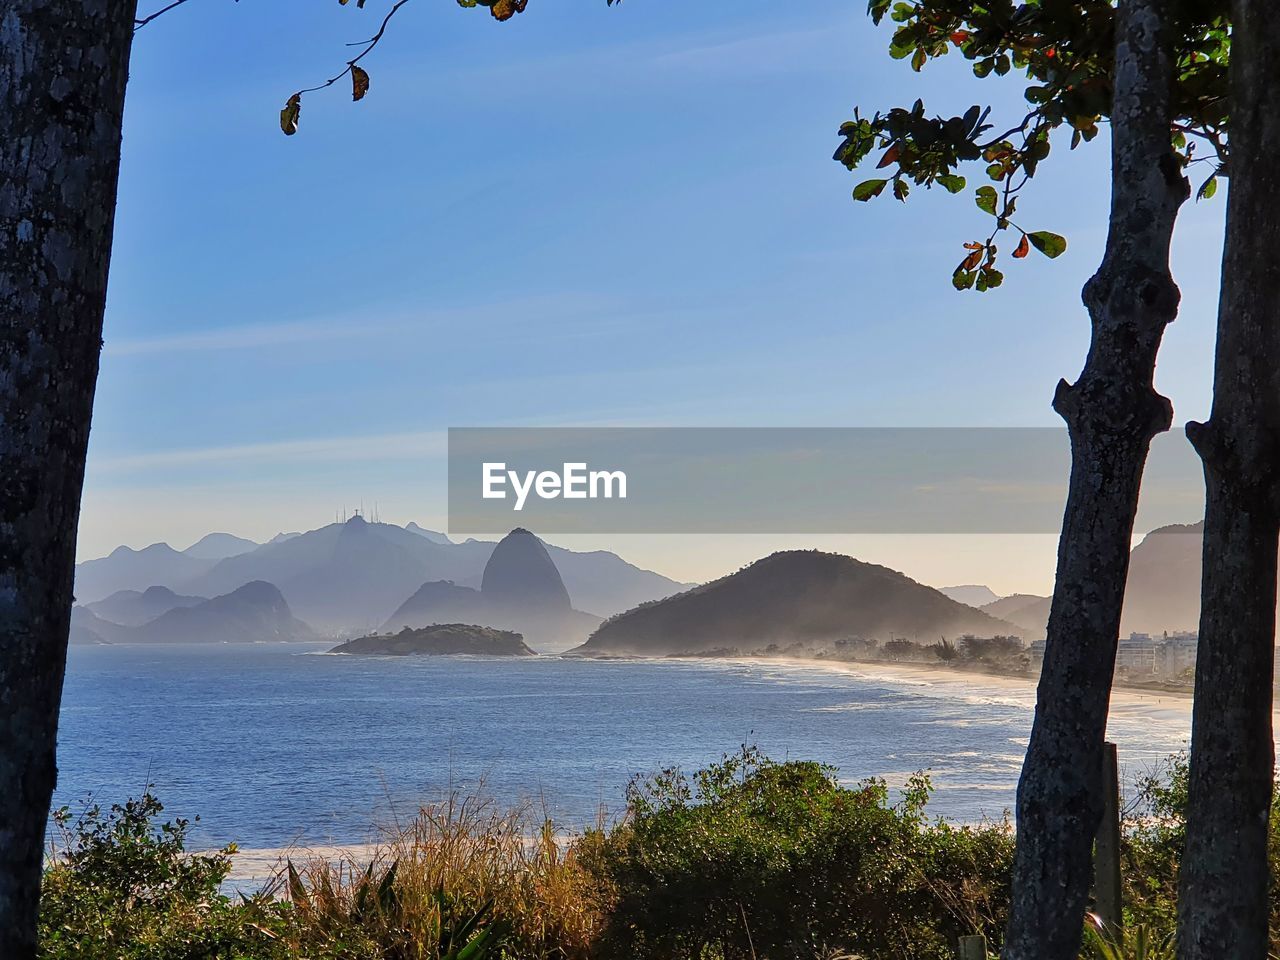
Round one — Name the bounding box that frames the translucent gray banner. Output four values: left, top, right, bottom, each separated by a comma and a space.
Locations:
447, 427, 1206, 534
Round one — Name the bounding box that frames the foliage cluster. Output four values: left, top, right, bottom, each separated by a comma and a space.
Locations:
579, 746, 1014, 960
39, 791, 596, 960
1120, 754, 1280, 956
41, 751, 1280, 960
835, 0, 1231, 289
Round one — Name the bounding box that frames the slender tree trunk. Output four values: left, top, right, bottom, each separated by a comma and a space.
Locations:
1178, 3, 1280, 955
1001, 2, 1187, 957
0, 2, 137, 955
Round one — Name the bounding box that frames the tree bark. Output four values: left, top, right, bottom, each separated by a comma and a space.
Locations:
0, 2, 137, 955
1177, 2, 1280, 955
1001, 2, 1187, 957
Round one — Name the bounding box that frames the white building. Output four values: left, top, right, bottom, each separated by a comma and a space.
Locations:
1116, 633, 1158, 676
1157, 631, 1198, 678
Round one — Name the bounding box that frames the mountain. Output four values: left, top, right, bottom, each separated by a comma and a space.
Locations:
938, 584, 1000, 607
70, 606, 126, 645
86, 585, 206, 626
981, 594, 1051, 637
967, 521, 1277, 637
330, 624, 534, 657
383, 581, 486, 626
1119, 523, 1207, 634
481, 528, 572, 613
128, 581, 313, 644
79, 518, 688, 634
574, 550, 1025, 657
75, 543, 215, 604
382, 529, 601, 652
405, 522, 453, 545
543, 545, 692, 619
183, 532, 258, 560
181, 516, 495, 633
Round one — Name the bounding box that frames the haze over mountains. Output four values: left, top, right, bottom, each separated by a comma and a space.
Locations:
71, 581, 313, 645
75, 516, 692, 635
938, 584, 1000, 607
382, 529, 601, 652
71, 515, 1243, 655
963, 523, 1280, 638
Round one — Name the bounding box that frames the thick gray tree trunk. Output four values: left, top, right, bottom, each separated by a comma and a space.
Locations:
1001, 2, 1187, 957
0, 2, 137, 955
1178, 2, 1280, 955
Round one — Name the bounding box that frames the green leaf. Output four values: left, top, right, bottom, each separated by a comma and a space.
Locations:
975, 185, 998, 215
889, 33, 916, 60
893, 179, 910, 201
936, 174, 966, 194
952, 270, 976, 291
889, 1, 914, 23
1197, 175, 1218, 200
853, 179, 888, 202
1027, 230, 1067, 258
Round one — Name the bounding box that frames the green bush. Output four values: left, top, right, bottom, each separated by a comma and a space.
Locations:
577, 747, 1014, 960
39, 792, 288, 960
1121, 754, 1280, 953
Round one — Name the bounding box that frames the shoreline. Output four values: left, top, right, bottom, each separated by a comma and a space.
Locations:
661, 652, 1194, 704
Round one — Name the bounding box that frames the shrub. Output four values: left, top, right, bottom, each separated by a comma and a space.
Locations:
1121, 754, 1280, 953
39, 792, 288, 960
577, 747, 1014, 960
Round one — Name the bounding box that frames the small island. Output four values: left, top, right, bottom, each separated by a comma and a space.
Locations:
329, 623, 536, 657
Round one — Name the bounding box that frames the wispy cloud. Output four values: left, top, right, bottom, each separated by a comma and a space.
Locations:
90, 430, 447, 473
104, 292, 614, 357
105, 318, 372, 356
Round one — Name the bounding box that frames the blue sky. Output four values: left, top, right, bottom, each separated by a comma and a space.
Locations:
80, 0, 1226, 592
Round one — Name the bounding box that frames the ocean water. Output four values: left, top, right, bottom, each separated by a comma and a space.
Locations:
55, 643, 1194, 852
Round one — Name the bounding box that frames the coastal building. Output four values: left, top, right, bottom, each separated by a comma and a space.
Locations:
1157, 631, 1198, 678
1116, 632, 1158, 676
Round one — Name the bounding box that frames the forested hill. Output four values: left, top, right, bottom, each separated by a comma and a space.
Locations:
572, 550, 1024, 657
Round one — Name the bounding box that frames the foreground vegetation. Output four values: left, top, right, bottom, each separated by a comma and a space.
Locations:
37, 750, 1280, 959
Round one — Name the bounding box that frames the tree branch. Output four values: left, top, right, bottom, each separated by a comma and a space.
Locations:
296, 0, 413, 97
135, 0, 194, 31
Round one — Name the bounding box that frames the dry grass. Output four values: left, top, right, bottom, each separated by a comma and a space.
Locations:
278, 793, 604, 960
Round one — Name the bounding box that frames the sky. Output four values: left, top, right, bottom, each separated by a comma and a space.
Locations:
80, 0, 1228, 594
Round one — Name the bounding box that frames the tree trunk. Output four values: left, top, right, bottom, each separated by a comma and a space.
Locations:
1177, 2, 1280, 955
0, 2, 137, 955
1001, 2, 1187, 957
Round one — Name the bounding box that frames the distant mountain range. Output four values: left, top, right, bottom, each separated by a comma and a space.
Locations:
980, 594, 1052, 636
71, 581, 312, 645
954, 522, 1280, 638
573, 550, 1025, 657
72, 517, 1240, 655
382, 529, 601, 652
938, 584, 1000, 607
86, 585, 205, 626
75, 518, 692, 634
183, 532, 259, 560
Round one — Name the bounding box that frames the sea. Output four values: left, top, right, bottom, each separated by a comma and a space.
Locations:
55, 643, 1194, 856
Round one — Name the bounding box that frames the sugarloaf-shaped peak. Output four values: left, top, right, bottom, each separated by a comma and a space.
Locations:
481, 528, 571, 612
